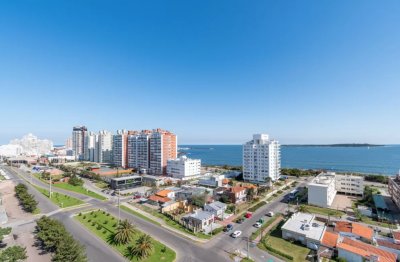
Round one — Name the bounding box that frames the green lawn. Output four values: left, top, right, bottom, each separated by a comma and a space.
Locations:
53, 183, 106, 200
33, 185, 85, 208
360, 216, 392, 228
259, 226, 310, 262
302, 205, 345, 217
250, 215, 281, 241
95, 181, 110, 189
75, 210, 176, 262
120, 206, 161, 226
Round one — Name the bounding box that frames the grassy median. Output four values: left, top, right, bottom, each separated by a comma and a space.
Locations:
33, 185, 85, 208
75, 210, 176, 262
53, 183, 106, 200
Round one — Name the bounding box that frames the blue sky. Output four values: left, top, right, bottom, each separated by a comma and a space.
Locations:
1, 1, 399, 145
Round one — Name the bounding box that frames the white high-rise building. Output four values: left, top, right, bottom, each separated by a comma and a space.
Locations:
243, 134, 281, 183
127, 130, 151, 171
97, 130, 113, 163
113, 129, 128, 168
167, 156, 201, 180
72, 126, 87, 160
84, 132, 97, 162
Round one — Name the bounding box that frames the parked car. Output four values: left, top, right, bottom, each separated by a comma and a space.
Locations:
254, 222, 262, 228
245, 212, 253, 219
224, 224, 234, 232
231, 230, 242, 238
236, 218, 245, 224
266, 211, 274, 217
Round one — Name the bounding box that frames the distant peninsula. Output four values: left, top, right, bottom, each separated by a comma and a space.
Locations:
283, 143, 384, 147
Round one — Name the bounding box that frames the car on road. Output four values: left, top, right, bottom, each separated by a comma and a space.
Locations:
254, 222, 262, 228
245, 212, 252, 219
266, 211, 274, 217
224, 224, 234, 232
231, 230, 242, 238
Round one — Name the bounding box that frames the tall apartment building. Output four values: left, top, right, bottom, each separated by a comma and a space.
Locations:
389, 173, 400, 209
127, 130, 151, 171
308, 172, 364, 208
167, 156, 201, 180
65, 137, 73, 150
84, 132, 97, 162
97, 130, 113, 163
72, 126, 87, 160
113, 129, 128, 168
243, 134, 281, 183
149, 129, 177, 175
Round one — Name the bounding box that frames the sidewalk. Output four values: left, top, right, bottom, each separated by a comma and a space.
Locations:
121, 202, 210, 243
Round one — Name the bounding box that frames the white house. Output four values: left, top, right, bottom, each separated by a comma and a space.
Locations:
281, 212, 326, 250
204, 201, 227, 219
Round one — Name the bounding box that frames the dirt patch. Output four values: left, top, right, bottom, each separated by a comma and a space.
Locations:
0, 180, 34, 223
331, 194, 359, 211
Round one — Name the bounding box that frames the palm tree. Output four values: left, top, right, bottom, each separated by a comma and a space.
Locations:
297, 204, 307, 213
113, 219, 136, 245
128, 234, 154, 260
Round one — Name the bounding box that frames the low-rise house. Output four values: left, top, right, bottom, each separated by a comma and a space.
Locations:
198, 174, 225, 188
281, 212, 326, 250
148, 195, 172, 206
337, 237, 396, 262
161, 200, 194, 214
175, 186, 211, 201
334, 221, 373, 243
182, 210, 215, 233
156, 189, 175, 199
204, 201, 227, 219
225, 186, 247, 204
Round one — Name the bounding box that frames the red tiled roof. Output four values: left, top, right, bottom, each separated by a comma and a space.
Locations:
156, 190, 173, 197
148, 195, 171, 203
338, 237, 397, 262
322, 231, 339, 248
230, 186, 246, 193
377, 239, 400, 250
393, 231, 400, 241
335, 221, 373, 240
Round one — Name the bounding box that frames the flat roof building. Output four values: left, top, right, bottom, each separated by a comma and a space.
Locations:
110, 175, 142, 190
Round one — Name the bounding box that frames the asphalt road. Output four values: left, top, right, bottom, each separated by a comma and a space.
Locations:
5, 166, 309, 262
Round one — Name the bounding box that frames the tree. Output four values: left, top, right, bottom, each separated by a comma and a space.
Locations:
0, 227, 12, 241
247, 188, 256, 201
68, 175, 84, 186
0, 245, 27, 262
128, 234, 154, 260
52, 235, 87, 262
113, 219, 136, 245
297, 204, 307, 213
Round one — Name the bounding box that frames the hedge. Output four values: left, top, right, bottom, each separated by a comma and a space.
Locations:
248, 201, 267, 212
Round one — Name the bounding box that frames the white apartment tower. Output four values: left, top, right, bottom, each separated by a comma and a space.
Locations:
84, 132, 97, 162
127, 130, 151, 171
167, 156, 201, 180
243, 134, 281, 183
72, 126, 87, 160
97, 130, 113, 163
149, 129, 177, 175
113, 129, 128, 168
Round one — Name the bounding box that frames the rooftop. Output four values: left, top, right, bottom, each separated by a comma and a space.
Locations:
229, 186, 247, 193
281, 212, 326, 242
111, 175, 142, 181
338, 237, 396, 262
334, 221, 373, 240
321, 231, 339, 248
148, 195, 171, 203
185, 210, 214, 221
206, 201, 227, 210
156, 189, 173, 197
309, 172, 336, 187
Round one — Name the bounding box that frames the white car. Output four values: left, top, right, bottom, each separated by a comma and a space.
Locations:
254, 222, 262, 228
266, 211, 274, 217
231, 230, 242, 238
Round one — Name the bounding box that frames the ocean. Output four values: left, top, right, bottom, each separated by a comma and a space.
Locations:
179, 145, 400, 175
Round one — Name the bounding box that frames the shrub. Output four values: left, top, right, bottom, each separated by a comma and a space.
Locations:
78, 213, 82, 216
83, 215, 86, 219
106, 213, 110, 216
96, 225, 102, 230
113, 223, 117, 227
103, 220, 108, 224
103, 230, 107, 234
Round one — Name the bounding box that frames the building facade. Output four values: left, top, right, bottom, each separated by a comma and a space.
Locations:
72, 126, 87, 160
84, 132, 97, 162
112, 130, 128, 168
127, 130, 151, 171
335, 174, 364, 195
389, 173, 400, 209
167, 156, 201, 179
149, 129, 177, 175
243, 134, 281, 183
97, 130, 113, 163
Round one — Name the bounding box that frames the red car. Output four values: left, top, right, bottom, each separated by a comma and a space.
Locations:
245, 212, 253, 219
